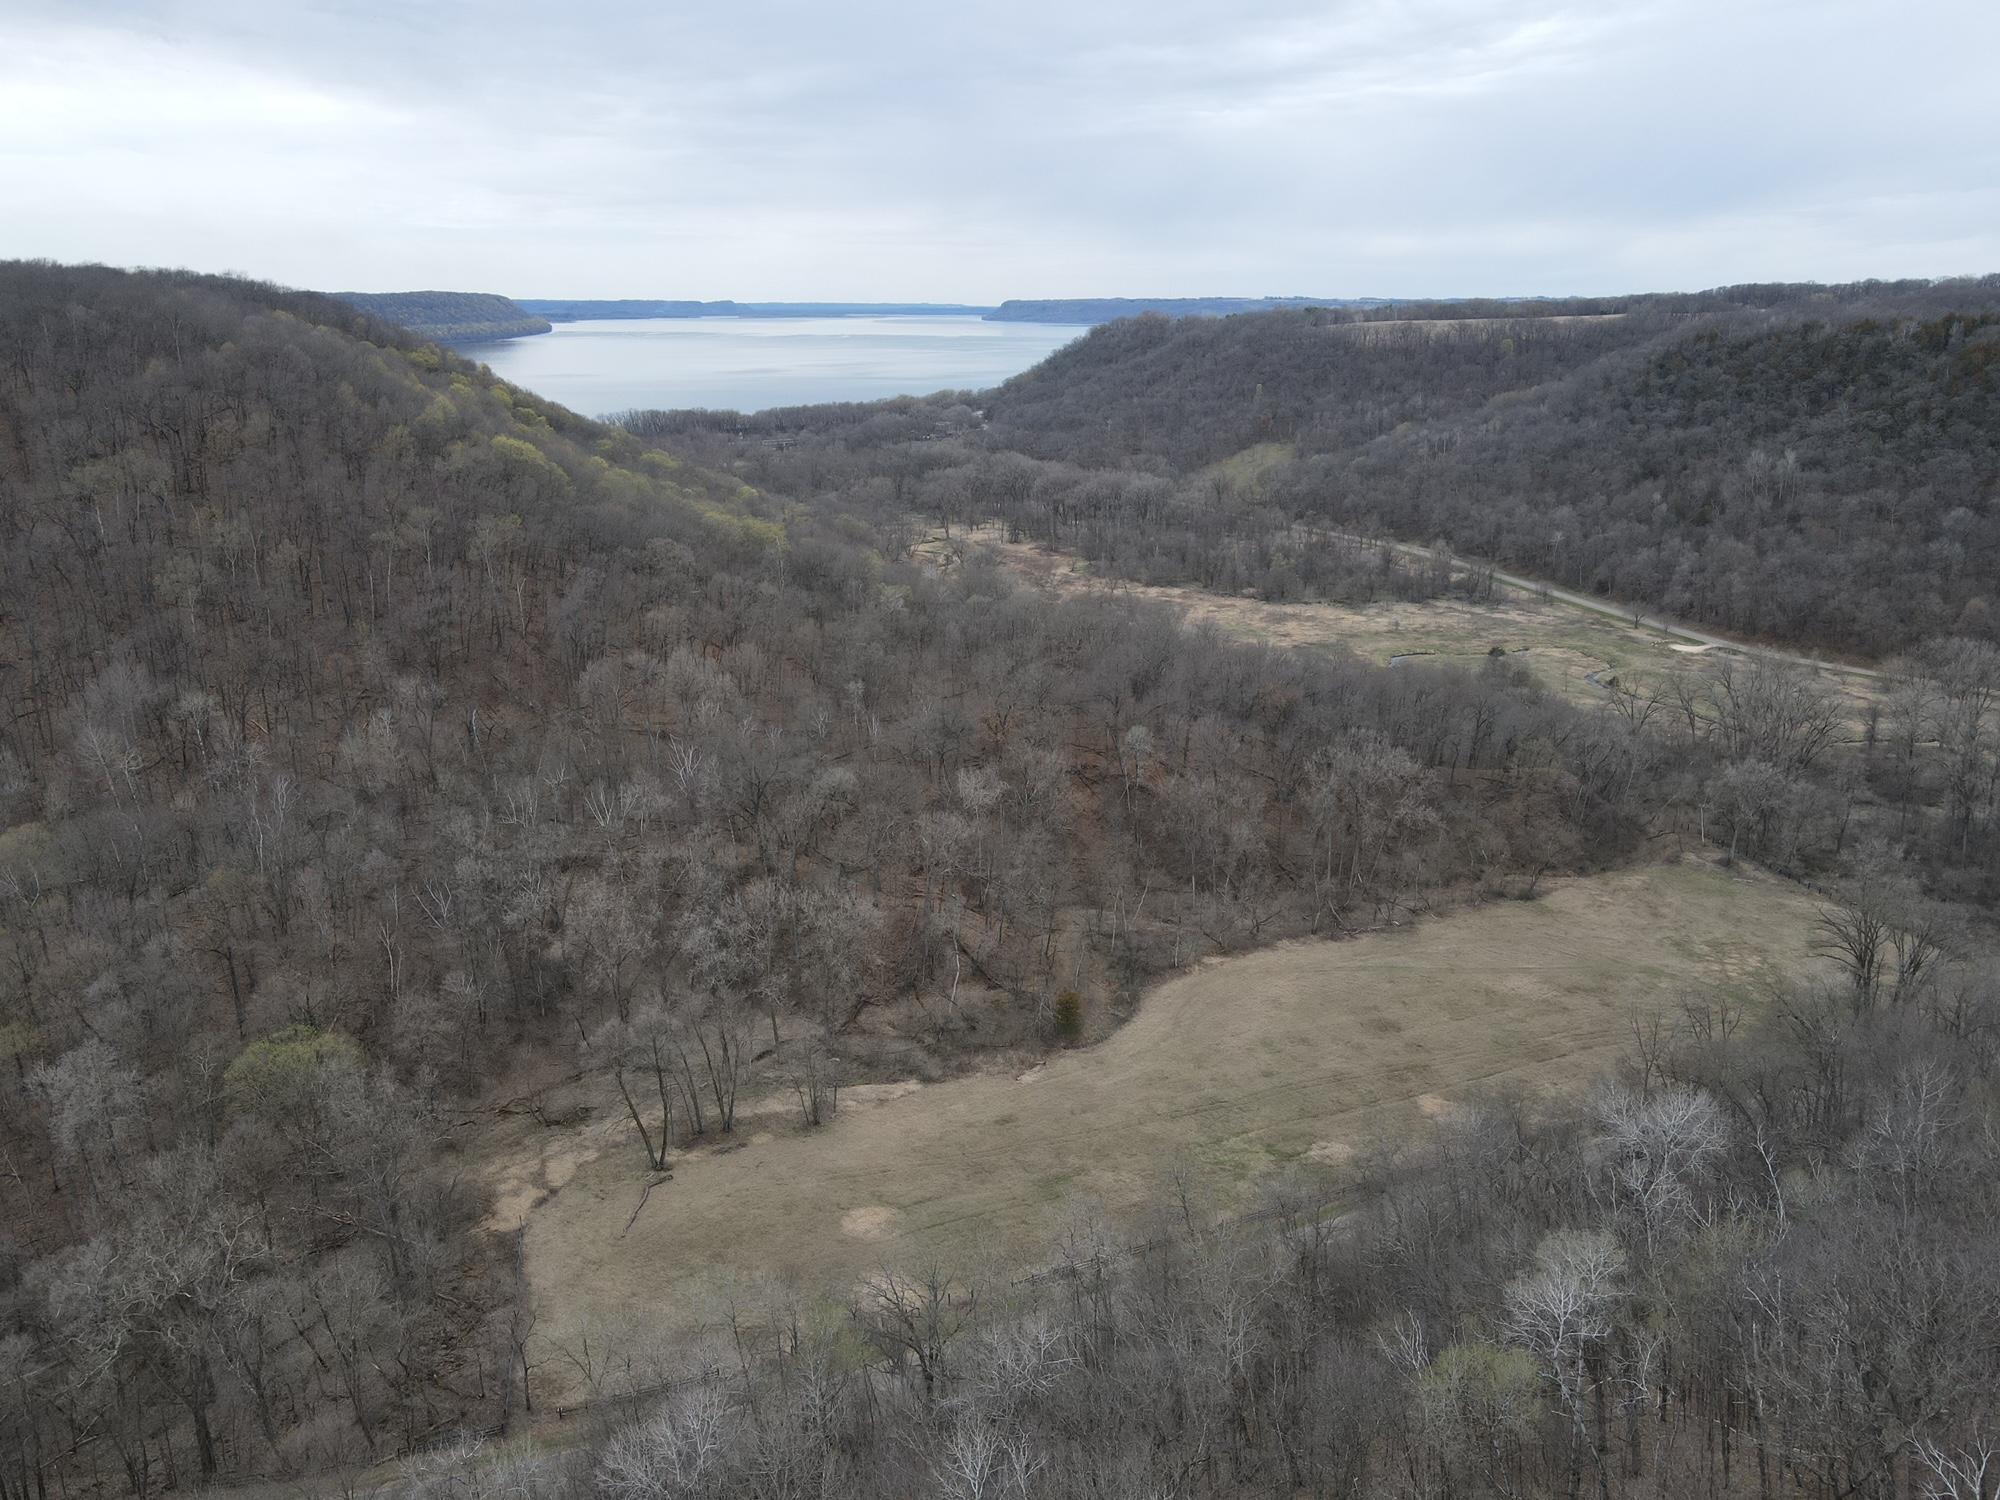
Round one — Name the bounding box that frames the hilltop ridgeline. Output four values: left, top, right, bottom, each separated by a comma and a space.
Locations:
988, 295, 1391, 322
336, 288, 552, 341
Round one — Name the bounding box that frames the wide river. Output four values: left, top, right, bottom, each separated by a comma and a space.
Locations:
457, 314, 1091, 417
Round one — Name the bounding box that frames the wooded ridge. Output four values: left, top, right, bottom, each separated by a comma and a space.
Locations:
337, 290, 553, 342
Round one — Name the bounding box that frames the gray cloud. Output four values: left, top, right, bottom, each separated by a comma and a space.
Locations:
3, 0, 1994, 298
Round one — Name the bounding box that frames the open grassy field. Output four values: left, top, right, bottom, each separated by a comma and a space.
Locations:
943, 524, 1713, 702
938, 524, 1882, 724
1201, 439, 1297, 491
495, 856, 1828, 1380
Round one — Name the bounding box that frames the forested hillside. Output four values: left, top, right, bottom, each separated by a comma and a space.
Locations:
337, 290, 552, 342
1325, 312, 2000, 651
0, 265, 1695, 1487
965, 279, 2000, 656
984, 305, 1648, 467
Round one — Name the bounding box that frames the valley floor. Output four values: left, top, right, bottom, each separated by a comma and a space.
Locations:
492, 856, 1826, 1397
932, 524, 1883, 719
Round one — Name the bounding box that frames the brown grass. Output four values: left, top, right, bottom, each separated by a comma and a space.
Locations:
932, 525, 1881, 724
500, 857, 1827, 1381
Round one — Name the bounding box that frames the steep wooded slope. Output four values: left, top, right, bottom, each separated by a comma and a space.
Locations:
1326, 311, 2000, 651
983, 305, 1652, 467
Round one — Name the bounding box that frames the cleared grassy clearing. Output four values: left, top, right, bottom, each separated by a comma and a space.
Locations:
1200, 440, 1296, 490
944, 525, 1881, 725
944, 524, 1705, 704
504, 857, 1826, 1376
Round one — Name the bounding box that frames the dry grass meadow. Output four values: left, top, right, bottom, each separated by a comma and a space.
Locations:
492, 856, 1828, 1379
931, 523, 1882, 724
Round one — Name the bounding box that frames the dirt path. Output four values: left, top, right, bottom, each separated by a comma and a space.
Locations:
508, 858, 1827, 1375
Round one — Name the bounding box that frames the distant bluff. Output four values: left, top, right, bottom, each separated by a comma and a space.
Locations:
336, 289, 551, 342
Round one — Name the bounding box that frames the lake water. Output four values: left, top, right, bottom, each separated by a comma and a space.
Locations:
458, 314, 1090, 417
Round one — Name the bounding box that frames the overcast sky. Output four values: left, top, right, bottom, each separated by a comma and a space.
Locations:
3, 0, 1995, 301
